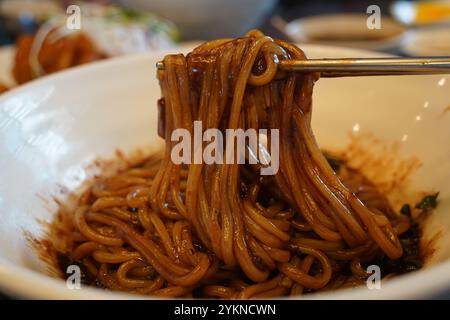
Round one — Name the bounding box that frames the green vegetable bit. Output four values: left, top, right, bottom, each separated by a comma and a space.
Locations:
415, 192, 439, 211
400, 204, 411, 216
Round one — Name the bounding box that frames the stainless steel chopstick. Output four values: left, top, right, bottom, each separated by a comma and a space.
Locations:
155, 57, 450, 77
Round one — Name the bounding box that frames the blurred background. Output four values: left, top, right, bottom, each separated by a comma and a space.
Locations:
1, 0, 450, 91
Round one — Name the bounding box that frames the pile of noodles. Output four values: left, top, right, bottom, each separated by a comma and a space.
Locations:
63, 30, 411, 298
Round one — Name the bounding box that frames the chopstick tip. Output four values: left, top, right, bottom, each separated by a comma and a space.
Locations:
156, 61, 165, 70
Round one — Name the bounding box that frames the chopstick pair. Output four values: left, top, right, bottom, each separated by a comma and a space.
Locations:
156, 57, 450, 77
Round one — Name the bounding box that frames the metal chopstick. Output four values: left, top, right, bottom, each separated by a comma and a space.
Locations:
156, 57, 450, 77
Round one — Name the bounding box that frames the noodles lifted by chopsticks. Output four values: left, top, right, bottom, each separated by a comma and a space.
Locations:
57, 30, 414, 298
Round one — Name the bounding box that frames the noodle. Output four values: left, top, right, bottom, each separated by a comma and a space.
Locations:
52, 30, 419, 298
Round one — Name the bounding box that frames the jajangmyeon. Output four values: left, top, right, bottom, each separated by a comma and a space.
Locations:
50, 30, 426, 298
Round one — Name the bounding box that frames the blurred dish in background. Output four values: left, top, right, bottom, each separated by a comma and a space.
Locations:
3, 2, 179, 86
66, 3, 179, 56
14, 31, 105, 84
116, 0, 276, 40
0, 0, 61, 35
0, 0, 60, 19
273, 13, 405, 51
401, 26, 450, 56
391, 0, 450, 26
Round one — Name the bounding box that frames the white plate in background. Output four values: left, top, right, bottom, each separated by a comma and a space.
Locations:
401, 27, 450, 56
280, 14, 405, 51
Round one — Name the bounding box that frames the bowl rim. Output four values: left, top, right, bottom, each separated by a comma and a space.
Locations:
1, 251, 449, 300
0, 44, 449, 300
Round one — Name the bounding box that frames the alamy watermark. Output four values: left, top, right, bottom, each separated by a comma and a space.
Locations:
367, 5, 381, 30
366, 265, 382, 290
66, 5, 81, 30
170, 121, 279, 175
66, 265, 81, 290
65, 263, 382, 290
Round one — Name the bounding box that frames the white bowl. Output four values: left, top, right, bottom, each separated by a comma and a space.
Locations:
0, 44, 449, 299
115, 0, 277, 40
